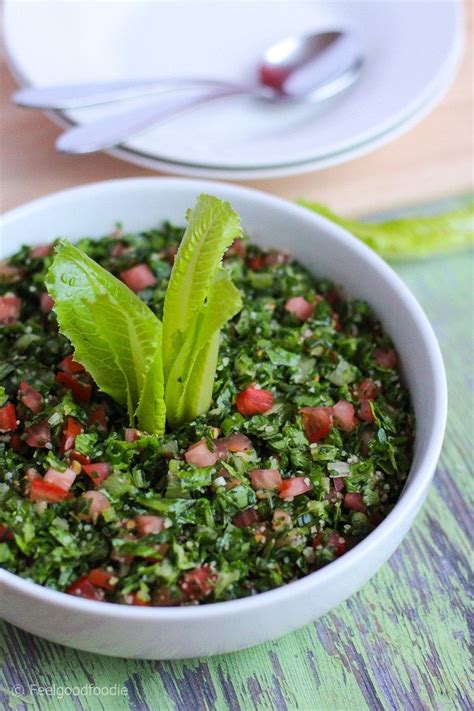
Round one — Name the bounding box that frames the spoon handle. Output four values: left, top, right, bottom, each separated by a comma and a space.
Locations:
12, 78, 235, 109
56, 87, 242, 154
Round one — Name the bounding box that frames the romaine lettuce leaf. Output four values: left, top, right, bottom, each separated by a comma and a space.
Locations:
300, 200, 474, 260
45, 240, 165, 434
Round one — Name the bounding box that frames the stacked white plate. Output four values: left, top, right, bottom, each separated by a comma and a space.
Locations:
4, 0, 463, 179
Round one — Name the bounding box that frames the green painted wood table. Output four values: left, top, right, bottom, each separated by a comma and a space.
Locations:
0, 210, 472, 711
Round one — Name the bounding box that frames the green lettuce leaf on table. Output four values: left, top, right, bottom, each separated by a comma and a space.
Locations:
300, 199, 474, 260
45, 239, 166, 435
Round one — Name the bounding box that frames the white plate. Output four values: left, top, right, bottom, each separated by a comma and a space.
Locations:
4, 0, 463, 179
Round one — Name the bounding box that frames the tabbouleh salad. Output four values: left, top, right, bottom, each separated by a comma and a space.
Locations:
0, 218, 414, 606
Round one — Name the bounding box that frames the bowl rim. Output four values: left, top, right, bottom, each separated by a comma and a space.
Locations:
0, 177, 448, 620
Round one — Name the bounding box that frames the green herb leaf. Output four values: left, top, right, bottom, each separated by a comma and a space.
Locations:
163, 195, 242, 427
300, 200, 474, 260
45, 240, 165, 434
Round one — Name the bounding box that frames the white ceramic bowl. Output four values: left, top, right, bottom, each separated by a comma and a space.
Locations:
0, 178, 447, 659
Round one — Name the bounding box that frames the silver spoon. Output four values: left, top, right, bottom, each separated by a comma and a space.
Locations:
43, 31, 362, 155
13, 31, 362, 109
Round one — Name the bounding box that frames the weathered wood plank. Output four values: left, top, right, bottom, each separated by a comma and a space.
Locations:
1, 249, 472, 711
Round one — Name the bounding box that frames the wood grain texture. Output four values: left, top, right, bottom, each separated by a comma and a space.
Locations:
0, 3, 472, 216
0, 244, 472, 711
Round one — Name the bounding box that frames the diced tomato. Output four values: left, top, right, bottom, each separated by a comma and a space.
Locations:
82, 491, 110, 518
9, 434, 22, 452
152, 586, 183, 607
88, 568, 117, 591
184, 440, 218, 467
272, 509, 292, 529
0, 263, 23, 283
360, 429, 374, 457
0, 403, 17, 432
359, 399, 375, 422
373, 347, 397, 369
357, 378, 380, 401
333, 477, 345, 493
0, 524, 13, 541
247, 255, 266, 270
179, 565, 218, 602
301, 406, 333, 443
343, 492, 367, 512
25, 421, 51, 448
29, 478, 72, 502
214, 433, 252, 459
44, 467, 77, 492
56, 372, 92, 403
40, 292, 55, 313
235, 386, 273, 416
82, 462, 112, 486
87, 403, 108, 430
124, 592, 151, 606
0, 296, 21, 325
284, 296, 315, 322
58, 354, 85, 374
119, 264, 156, 292
263, 250, 290, 267
109, 242, 130, 258
135, 515, 165, 536
233, 508, 261, 528
60, 417, 83, 453
250, 468, 282, 490
30, 244, 53, 258
226, 238, 246, 259
124, 428, 141, 442
313, 529, 346, 557
333, 400, 358, 432
70, 450, 90, 465
18, 381, 43, 414
279, 476, 312, 499
67, 575, 104, 601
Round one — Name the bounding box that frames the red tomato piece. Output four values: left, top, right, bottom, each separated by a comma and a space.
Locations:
301, 406, 333, 443
135, 515, 166, 536
67, 575, 104, 601
235, 386, 273, 416
313, 529, 347, 557
250, 468, 282, 490
58, 354, 85, 374
39, 292, 55, 313
0, 296, 21, 325
359, 399, 375, 422
0, 524, 13, 541
343, 492, 367, 512
70, 451, 91, 465
247, 255, 266, 270
29, 479, 72, 502
179, 565, 218, 602
30, 244, 53, 258
0, 263, 23, 283
214, 433, 253, 459
81, 491, 110, 518
184, 440, 218, 467
333, 400, 358, 432
357, 378, 380, 401
18, 381, 43, 414
87, 403, 108, 430
56, 372, 92, 403
44, 467, 77, 491
60, 417, 83, 453
82, 462, 112, 486
279, 476, 312, 499
88, 568, 117, 591
0, 403, 17, 432
124, 428, 141, 442
233, 508, 261, 528
119, 264, 156, 292
284, 296, 315, 322
373, 347, 397, 369
25, 421, 51, 448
